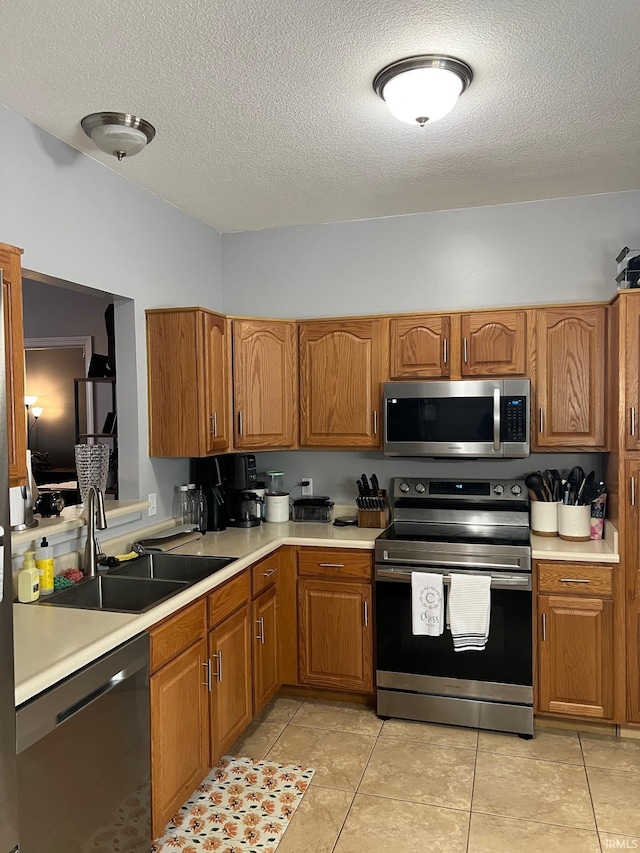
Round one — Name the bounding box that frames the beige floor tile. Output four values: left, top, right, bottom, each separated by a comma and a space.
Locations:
359, 737, 475, 810
255, 695, 305, 725
478, 727, 583, 764
380, 718, 478, 750
600, 833, 640, 850
291, 698, 383, 736
228, 720, 285, 760
333, 793, 469, 853
473, 751, 595, 829
588, 766, 640, 836
266, 724, 376, 791
277, 785, 353, 853
468, 813, 601, 853
581, 732, 640, 773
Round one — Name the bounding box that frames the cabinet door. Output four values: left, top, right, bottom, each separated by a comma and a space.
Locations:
150, 639, 209, 839
624, 459, 640, 722
538, 594, 613, 719
535, 306, 606, 448
461, 310, 527, 376
624, 294, 640, 451
209, 605, 253, 763
298, 579, 373, 693
299, 319, 383, 447
147, 309, 229, 457
389, 315, 450, 379
252, 585, 279, 715
0, 244, 27, 487
233, 319, 297, 449
202, 312, 230, 453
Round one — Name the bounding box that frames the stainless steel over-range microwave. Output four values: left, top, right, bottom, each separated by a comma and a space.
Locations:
383, 379, 530, 458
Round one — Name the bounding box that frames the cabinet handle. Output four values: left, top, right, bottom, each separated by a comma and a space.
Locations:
443, 338, 448, 365
262, 568, 277, 577
256, 617, 264, 643
210, 413, 218, 437
541, 613, 546, 642
237, 411, 243, 436
363, 600, 369, 627
539, 408, 544, 435
212, 651, 223, 682
632, 407, 637, 437
202, 660, 212, 691
373, 410, 378, 435
463, 337, 468, 364
319, 562, 345, 568
560, 578, 590, 584
632, 476, 636, 507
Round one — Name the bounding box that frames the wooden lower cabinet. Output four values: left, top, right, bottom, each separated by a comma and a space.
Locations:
150, 639, 209, 839
538, 593, 613, 719
252, 585, 279, 714
209, 605, 253, 763
298, 578, 373, 693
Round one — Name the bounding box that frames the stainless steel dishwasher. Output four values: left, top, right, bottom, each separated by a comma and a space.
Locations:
16, 633, 150, 852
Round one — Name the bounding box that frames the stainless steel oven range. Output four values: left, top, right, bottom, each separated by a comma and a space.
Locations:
375, 477, 533, 737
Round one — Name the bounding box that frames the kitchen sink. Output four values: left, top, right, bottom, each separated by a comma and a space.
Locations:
37, 575, 189, 614
106, 553, 235, 584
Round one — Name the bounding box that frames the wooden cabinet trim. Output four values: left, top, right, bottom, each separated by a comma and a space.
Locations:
208, 570, 250, 628
297, 547, 372, 581
537, 562, 613, 597
251, 551, 280, 598
1, 244, 27, 487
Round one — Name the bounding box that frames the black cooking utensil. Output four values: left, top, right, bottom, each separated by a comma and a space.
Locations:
524, 472, 546, 501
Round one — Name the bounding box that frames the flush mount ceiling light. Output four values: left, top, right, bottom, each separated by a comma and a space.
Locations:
373, 55, 473, 127
81, 112, 156, 161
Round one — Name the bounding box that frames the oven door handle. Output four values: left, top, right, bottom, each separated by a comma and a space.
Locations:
380, 551, 528, 572
375, 566, 532, 591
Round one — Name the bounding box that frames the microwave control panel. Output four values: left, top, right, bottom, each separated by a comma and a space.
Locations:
502, 397, 527, 442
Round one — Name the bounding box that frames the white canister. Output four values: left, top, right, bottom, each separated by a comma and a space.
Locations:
557, 504, 591, 542
265, 493, 290, 523
530, 501, 560, 537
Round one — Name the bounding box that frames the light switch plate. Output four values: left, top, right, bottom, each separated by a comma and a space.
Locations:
148, 493, 157, 516
301, 478, 313, 497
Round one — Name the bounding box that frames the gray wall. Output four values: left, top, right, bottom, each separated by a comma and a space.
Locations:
0, 104, 223, 526
222, 191, 640, 317
22, 278, 111, 350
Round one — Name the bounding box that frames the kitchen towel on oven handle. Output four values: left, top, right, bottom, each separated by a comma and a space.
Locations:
446, 573, 492, 652
411, 572, 444, 636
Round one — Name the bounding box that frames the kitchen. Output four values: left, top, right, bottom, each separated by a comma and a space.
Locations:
2, 0, 640, 851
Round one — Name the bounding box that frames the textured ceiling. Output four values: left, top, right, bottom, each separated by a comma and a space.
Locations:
1, 0, 640, 232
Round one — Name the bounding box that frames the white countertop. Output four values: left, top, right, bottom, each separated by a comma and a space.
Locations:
13, 518, 620, 705
13, 522, 380, 705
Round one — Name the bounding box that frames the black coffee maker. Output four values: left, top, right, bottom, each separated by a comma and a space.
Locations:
192, 456, 227, 531
222, 453, 261, 528
192, 453, 261, 530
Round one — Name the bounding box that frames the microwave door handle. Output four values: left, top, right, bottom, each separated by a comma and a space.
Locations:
493, 388, 501, 451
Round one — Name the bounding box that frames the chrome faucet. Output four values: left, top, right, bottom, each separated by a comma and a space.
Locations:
84, 486, 107, 577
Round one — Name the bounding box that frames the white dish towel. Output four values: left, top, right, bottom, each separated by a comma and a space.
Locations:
446, 573, 492, 652
411, 572, 444, 636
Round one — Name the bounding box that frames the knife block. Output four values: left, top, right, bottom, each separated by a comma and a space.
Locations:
357, 494, 389, 528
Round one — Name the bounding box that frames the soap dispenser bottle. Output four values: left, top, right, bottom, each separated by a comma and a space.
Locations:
18, 550, 40, 602
35, 537, 54, 596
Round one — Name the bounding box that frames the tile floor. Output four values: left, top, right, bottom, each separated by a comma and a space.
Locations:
228, 695, 640, 853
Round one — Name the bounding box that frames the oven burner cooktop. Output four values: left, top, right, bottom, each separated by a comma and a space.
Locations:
380, 524, 530, 548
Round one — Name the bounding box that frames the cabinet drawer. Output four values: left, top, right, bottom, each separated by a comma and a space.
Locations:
297, 548, 372, 580
209, 570, 250, 627
149, 598, 206, 673
252, 552, 280, 598
537, 562, 613, 596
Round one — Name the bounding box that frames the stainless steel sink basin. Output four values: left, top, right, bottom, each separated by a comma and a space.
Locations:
38, 575, 189, 613
106, 553, 235, 584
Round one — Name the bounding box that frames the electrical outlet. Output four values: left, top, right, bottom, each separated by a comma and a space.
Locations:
148, 493, 157, 516
301, 477, 313, 497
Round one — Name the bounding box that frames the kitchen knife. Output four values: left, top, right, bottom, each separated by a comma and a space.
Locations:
370, 474, 380, 495
361, 474, 371, 495
356, 478, 364, 496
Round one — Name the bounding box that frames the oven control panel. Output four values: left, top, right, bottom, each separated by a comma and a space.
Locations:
392, 478, 528, 505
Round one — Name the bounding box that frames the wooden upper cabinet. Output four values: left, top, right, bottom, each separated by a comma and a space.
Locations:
389, 315, 451, 379
232, 319, 297, 449
534, 306, 606, 449
0, 243, 27, 487
461, 310, 527, 376
299, 319, 384, 447
147, 308, 230, 457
